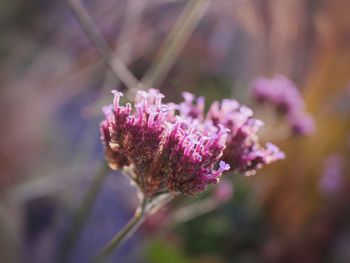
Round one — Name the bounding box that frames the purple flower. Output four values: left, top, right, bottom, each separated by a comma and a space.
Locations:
213, 178, 233, 202
319, 154, 344, 196
101, 90, 285, 197
100, 89, 230, 196
288, 112, 315, 136
178, 92, 205, 120
206, 98, 285, 175
251, 74, 316, 136
251, 75, 304, 114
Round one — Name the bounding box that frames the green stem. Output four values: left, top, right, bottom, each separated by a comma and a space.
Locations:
93, 196, 148, 263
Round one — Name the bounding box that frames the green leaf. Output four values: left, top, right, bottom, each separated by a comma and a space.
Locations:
146, 239, 191, 263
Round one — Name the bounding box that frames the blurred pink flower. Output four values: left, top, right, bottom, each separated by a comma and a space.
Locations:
251, 74, 316, 136
319, 154, 344, 196
213, 179, 233, 202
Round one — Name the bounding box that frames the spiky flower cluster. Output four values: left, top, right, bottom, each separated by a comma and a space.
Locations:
100, 89, 230, 197
206, 99, 285, 175
101, 89, 284, 197
251, 75, 315, 136
177, 94, 285, 176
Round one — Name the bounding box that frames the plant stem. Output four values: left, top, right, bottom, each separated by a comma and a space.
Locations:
140, 0, 211, 88
171, 197, 218, 224
93, 196, 148, 263
66, 0, 141, 94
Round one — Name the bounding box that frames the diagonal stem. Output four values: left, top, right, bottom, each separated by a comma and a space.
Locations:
93, 192, 174, 263
93, 196, 148, 263
171, 197, 219, 224
140, 0, 211, 89
66, 0, 141, 94
100, 0, 146, 92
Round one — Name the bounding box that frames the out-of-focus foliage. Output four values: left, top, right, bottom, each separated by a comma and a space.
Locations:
146, 239, 191, 263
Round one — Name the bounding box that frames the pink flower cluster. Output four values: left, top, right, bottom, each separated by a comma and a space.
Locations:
178, 94, 285, 176
101, 89, 284, 197
251, 75, 315, 136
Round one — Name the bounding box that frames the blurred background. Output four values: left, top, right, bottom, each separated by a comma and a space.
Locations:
0, 0, 350, 262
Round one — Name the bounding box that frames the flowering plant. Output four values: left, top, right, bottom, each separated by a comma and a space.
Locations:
97, 89, 284, 261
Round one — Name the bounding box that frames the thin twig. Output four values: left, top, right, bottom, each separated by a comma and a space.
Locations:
66, 0, 141, 95
114, 0, 146, 66
93, 196, 148, 263
171, 198, 218, 224
93, 192, 174, 262
140, 0, 211, 89
100, 0, 146, 92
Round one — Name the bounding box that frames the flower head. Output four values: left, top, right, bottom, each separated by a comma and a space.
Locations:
178, 92, 205, 120
101, 89, 285, 197
251, 74, 315, 136
251, 75, 304, 114
100, 89, 230, 197
206, 98, 285, 175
